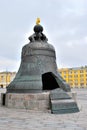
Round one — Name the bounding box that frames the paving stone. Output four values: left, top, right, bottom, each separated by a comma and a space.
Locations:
0, 88, 87, 130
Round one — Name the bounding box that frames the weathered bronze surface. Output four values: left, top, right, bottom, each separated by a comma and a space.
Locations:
7, 23, 71, 93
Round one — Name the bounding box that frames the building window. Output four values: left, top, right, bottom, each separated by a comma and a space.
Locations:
75, 83, 78, 86
80, 70, 83, 73
0, 84, 3, 88
59, 72, 62, 75
69, 71, 72, 74
80, 79, 84, 82
74, 79, 78, 83
80, 83, 84, 86
1, 76, 4, 82
80, 74, 84, 77
74, 75, 78, 78
64, 76, 66, 78
63, 71, 66, 74
69, 75, 72, 78
74, 71, 78, 74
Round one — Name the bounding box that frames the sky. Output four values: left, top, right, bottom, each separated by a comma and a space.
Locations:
0, 0, 87, 72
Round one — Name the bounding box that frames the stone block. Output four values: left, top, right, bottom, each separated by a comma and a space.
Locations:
50, 88, 71, 100
52, 108, 79, 114
51, 99, 78, 110
51, 99, 79, 114
5, 92, 50, 111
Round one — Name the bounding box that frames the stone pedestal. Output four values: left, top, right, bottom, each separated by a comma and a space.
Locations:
3, 90, 79, 114
5, 92, 50, 111
1, 90, 79, 114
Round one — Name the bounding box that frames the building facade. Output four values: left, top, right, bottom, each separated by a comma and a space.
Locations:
59, 66, 87, 88
0, 72, 16, 88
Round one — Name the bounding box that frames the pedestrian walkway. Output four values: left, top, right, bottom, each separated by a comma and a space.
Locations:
0, 88, 87, 130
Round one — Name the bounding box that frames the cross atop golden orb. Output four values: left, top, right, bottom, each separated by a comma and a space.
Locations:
36, 18, 40, 25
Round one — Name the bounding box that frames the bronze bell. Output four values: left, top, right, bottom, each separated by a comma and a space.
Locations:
7, 19, 71, 93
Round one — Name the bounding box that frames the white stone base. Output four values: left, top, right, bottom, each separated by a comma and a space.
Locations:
5, 92, 50, 111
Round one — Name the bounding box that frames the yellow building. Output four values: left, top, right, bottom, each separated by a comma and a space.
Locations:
58, 66, 87, 88
0, 72, 16, 88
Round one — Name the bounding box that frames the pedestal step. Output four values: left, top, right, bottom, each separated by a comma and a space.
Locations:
50, 88, 79, 114
51, 99, 79, 114
50, 89, 71, 100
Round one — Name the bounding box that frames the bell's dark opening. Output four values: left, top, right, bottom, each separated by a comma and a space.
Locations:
42, 72, 59, 90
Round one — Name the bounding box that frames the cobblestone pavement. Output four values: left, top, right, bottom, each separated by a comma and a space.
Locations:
0, 88, 87, 130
